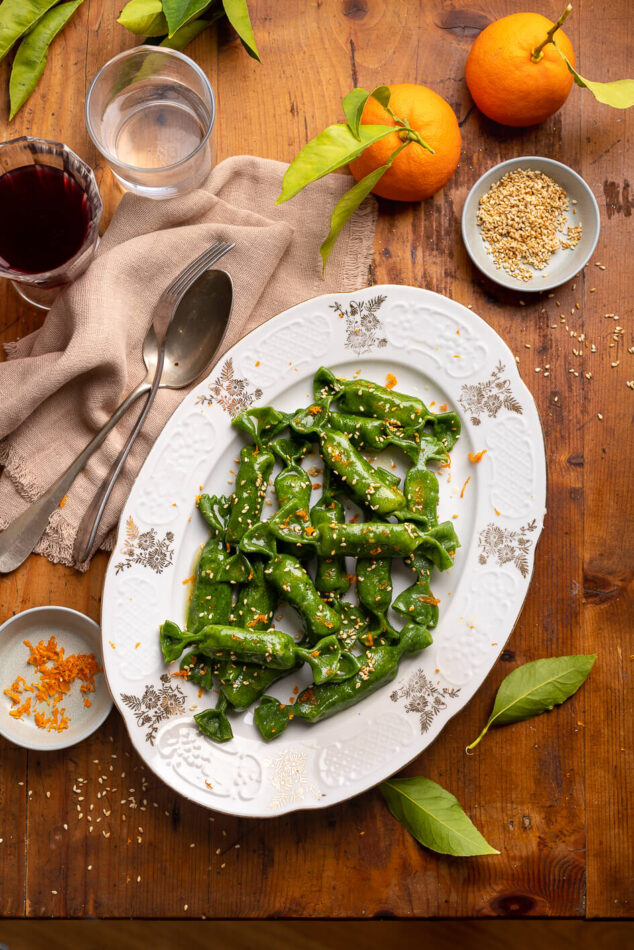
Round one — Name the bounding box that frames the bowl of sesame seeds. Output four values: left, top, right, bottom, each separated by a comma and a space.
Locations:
462, 156, 600, 292
0, 606, 112, 751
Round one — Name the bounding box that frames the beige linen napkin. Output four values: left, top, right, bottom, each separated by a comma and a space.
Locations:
0, 155, 377, 568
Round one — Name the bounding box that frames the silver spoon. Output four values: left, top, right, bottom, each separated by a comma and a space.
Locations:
0, 268, 232, 574
73, 268, 233, 562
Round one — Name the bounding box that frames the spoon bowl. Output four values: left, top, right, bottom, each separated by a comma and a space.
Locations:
160, 268, 233, 387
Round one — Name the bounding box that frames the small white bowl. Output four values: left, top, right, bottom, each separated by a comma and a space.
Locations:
0, 606, 112, 751
462, 156, 600, 292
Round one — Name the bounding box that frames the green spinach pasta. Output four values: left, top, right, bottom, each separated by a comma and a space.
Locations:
159, 367, 460, 743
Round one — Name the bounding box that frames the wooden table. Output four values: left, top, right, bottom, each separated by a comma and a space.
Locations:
1, 0, 632, 920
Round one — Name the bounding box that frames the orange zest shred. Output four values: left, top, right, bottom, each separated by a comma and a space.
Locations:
3, 636, 102, 732
385, 373, 398, 390
468, 449, 487, 463
460, 475, 471, 498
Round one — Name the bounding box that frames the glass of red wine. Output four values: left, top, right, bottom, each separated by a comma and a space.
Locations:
0, 136, 102, 309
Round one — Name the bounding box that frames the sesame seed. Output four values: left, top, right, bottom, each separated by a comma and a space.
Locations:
477, 169, 580, 281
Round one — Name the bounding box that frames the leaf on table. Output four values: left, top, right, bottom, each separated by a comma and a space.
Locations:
380, 776, 499, 857
162, 0, 214, 38
343, 85, 391, 139
160, 16, 218, 50
117, 0, 167, 36
221, 0, 260, 62
466, 654, 597, 751
0, 0, 60, 63
9, 0, 84, 120
555, 46, 634, 108
277, 123, 396, 204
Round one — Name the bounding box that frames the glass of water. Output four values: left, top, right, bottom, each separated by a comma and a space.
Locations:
85, 46, 215, 199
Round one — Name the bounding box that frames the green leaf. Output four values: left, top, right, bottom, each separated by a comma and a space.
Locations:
380, 777, 499, 857
320, 165, 386, 272
277, 123, 396, 204
160, 16, 217, 49
0, 0, 60, 63
9, 0, 83, 120
343, 85, 391, 139
343, 87, 370, 139
371, 85, 391, 109
466, 654, 596, 751
117, 0, 167, 36
556, 46, 634, 108
319, 138, 408, 274
222, 0, 260, 62
162, 0, 213, 37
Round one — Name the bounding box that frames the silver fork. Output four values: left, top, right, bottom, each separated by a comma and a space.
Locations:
0, 241, 234, 574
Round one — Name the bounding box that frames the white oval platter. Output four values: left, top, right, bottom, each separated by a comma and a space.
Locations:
101, 285, 546, 818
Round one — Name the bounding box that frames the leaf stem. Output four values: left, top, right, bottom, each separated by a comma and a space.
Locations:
464, 720, 490, 753
405, 129, 435, 155
531, 4, 572, 62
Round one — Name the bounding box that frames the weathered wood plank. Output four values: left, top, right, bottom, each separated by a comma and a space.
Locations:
578, 0, 634, 915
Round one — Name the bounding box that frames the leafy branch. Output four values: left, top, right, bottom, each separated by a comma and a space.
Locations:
531, 3, 634, 108
0, 0, 86, 120
118, 0, 260, 60
277, 85, 435, 275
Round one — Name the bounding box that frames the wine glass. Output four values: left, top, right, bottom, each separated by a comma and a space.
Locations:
0, 136, 102, 310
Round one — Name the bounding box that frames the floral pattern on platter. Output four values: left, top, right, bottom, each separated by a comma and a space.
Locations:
390, 669, 460, 733
266, 750, 321, 810
331, 295, 387, 356
458, 361, 523, 425
120, 674, 186, 745
114, 516, 174, 574
196, 357, 263, 416
478, 519, 538, 578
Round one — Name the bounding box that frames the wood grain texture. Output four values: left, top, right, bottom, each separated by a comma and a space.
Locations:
1, 920, 634, 949
0, 0, 632, 920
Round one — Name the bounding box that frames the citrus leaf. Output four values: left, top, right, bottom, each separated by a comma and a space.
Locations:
380, 777, 499, 857
319, 164, 388, 273
556, 47, 634, 108
0, 0, 60, 63
343, 85, 391, 139
319, 138, 407, 274
221, 0, 260, 62
162, 0, 213, 37
343, 87, 370, 139
371, 85, 391, 109
277, 123, 396, 204
117, 0, 167, 36
466, 654, 596, 751
160, 16, 218, 49
9, 0, 84, 120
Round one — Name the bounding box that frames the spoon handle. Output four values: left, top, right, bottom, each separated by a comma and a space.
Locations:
0, 380, 150, 574
73, 349, 166, 564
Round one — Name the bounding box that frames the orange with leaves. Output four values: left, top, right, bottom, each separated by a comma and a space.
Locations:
348, 83, 461, 201
466, 11, 576, 127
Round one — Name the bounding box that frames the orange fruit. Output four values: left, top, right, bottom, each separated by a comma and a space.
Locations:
348, 83, 461, 202
465, 12, 575, 127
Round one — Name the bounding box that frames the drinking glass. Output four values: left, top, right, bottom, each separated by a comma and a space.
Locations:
85, 46, 216, 199
0, 137, 102, 310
